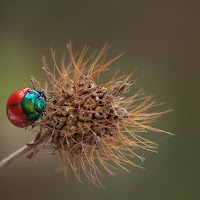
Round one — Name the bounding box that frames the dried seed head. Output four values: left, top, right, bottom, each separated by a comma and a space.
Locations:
33, 42, 171, 187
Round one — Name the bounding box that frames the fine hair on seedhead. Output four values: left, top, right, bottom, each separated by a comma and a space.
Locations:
30, 42, 171, 187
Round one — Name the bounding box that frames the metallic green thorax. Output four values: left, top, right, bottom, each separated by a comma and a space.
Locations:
21, 90, 45, 122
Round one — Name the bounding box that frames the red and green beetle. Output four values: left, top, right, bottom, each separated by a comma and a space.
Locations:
6, 87, 46, 128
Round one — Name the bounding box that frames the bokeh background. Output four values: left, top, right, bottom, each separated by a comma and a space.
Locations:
0, 0, 199, 199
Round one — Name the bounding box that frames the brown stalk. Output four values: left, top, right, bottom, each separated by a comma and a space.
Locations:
0, 134, 46, 168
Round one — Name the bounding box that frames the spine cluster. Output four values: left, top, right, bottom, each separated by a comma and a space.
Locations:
33, 43, 170, 186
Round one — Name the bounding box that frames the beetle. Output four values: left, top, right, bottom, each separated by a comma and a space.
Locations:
6, 87, 46, 128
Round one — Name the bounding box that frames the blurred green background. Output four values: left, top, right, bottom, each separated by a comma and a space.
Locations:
0, 0, 199, 199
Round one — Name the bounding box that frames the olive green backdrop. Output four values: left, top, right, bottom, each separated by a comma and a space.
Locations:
0, 0, 199, 200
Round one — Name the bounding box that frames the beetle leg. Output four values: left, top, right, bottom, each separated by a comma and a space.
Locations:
35, 90, 47, 101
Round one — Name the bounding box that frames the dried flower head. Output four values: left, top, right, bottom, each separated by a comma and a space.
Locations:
31, 42, 171, 187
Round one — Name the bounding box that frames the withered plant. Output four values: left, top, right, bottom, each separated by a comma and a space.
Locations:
0, 42, 171, 187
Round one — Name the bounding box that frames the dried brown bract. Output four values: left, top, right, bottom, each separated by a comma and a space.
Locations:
33, 42, 171, 187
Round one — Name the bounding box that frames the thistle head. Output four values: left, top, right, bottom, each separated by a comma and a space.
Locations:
32, 42, 171, 187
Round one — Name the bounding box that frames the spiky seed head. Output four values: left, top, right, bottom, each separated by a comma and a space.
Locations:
32, 42, 171, 187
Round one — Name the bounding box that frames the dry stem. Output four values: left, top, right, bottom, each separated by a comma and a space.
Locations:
0, 134, 46, 168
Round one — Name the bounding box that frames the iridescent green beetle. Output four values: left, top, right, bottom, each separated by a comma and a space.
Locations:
7, 87, 46, 128
21, 89, 46, 122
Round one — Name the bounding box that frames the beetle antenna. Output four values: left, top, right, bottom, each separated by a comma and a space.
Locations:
31, 79, 36, 90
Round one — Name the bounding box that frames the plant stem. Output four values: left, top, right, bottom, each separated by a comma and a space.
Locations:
0, 135, 46, 169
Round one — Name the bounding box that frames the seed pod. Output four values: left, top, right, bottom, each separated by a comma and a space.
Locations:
33, 43, 171, 187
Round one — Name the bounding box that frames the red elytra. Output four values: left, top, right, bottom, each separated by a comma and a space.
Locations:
7, 88, 31, 128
